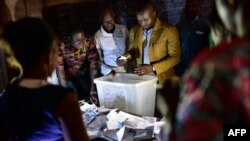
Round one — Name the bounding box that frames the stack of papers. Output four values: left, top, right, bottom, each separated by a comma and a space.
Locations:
79, 101, 163, 141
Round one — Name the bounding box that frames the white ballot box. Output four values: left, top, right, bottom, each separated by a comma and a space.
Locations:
94, 73, 158, 116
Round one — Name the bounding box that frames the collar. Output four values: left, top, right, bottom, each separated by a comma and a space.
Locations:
143, 28, 152, 36
101, 25, 115, 36
149, 18, 162, 31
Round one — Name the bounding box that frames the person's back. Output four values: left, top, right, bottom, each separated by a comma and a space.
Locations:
0, 82, 72, 140
0, 17, 89, 141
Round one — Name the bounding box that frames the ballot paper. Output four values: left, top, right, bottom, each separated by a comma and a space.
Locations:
118, 111, 155, 129
80, 101, 158, 140
106, 111, 155, 140
106, 109, 124, 130
79, 101, 97, 112
116, 126, 154, 141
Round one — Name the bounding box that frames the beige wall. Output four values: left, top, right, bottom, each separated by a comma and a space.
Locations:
0, 0, 12, 32
2, 0, 86, 21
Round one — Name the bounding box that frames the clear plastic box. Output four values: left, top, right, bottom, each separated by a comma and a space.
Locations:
94, 73, 158, 116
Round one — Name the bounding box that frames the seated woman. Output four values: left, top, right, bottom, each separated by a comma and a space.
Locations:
0, 17, 89, 141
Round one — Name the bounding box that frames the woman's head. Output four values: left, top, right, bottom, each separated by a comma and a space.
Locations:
215, 0, 250, 37
2, 17, 56, 77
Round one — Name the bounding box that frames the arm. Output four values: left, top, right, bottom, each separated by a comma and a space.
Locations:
94, 32, 113, 75
117, 26, 138, 66
153, 26, 181, 75
56, 41, 67, 87
86, 37, 99, 92
128, 26, 140, 58
54, 92, 89, 141
124, 26, 130, 52
56, 66, 67, 87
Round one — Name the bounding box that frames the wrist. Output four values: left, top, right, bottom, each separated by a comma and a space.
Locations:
90, 90, 97, 95
152, 66, 156, 71
125, 53, 132, 59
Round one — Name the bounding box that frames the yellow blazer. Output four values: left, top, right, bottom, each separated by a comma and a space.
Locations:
129, 18, 180, 84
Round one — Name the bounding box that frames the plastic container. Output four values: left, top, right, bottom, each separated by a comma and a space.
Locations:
94, 73, 158, 116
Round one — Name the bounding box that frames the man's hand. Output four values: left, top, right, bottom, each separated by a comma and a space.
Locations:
116, 53, 132, 66
134, 64, 154, 75
108, 70, 116, 76
116, 56, 128, 66
90, 91, 99, 106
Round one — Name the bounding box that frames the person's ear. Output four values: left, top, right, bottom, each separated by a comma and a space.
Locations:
43, 53, 55, 77
153, 10, 156, 18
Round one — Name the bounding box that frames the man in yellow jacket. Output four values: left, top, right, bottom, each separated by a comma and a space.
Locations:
118, 0, 180, 85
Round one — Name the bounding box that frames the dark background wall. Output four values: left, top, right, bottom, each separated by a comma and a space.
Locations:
0, 0, 213, 91
42, 0, 213, 36
1, 0, 213, 35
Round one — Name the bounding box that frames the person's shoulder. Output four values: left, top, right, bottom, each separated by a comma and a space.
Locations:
83, 35, 96, 49
192, 37, 250, 65
159, 21, 178, 34
47, 84, 72, 91
84, 34, 95, 42
43, 85, 74, 99
158, 19, 176, 30
38, 84, 73, 94
116, 24, 126, 28
196, 17, 210, 27
94, 29, 101, 39
130, 24, 141, 31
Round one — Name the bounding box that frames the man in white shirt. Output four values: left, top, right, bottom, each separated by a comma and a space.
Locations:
94, 6, 130, 75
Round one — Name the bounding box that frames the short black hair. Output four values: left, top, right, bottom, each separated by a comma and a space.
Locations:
135, 0, 155, 14
99, 5, 115, 22
2, 17, 55, 72
66, 23, 85, 38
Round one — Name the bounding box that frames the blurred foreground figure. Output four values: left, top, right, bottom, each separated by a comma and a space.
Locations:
158, 0, 250, 140
0, 17, 89, 141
